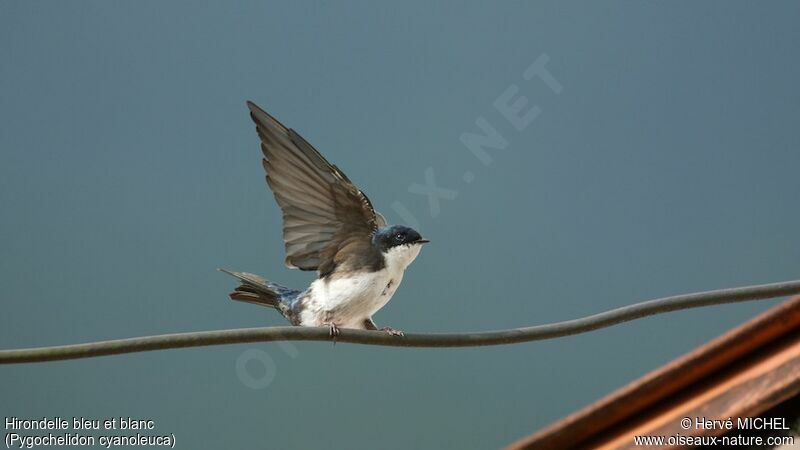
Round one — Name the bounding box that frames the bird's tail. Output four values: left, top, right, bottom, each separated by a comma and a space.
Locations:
219, 269, 300, 321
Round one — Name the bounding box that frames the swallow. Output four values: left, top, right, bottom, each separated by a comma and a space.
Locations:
222, 101, 429, 337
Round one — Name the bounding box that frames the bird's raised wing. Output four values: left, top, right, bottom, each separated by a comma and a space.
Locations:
247, 101, 386, 276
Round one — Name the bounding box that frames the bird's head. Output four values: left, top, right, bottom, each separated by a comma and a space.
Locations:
373, 225, 429, 252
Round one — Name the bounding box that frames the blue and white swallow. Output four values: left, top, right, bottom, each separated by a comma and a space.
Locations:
222, 101, 429, 337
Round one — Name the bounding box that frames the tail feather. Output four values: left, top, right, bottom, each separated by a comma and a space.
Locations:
229, 285, 276, 307
218, 269, 300, 314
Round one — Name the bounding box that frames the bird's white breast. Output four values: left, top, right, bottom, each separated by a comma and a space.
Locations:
383, 243, 423, 273
299, 243, 423, 328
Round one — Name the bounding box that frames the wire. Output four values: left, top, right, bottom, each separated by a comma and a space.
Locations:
2, 279, 800, 364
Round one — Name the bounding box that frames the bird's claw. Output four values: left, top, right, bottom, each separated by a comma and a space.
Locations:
327, 323, 340, 339
380, 327, 404, 337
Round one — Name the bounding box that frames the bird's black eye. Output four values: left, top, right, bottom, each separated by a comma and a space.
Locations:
394, 233, 404, 242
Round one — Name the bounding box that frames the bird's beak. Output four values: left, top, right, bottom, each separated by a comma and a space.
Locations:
416, 238, 430, 244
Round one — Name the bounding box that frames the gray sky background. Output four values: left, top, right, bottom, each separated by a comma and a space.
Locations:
2, 2, 799, 449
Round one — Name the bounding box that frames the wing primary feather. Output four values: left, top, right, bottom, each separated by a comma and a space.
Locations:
247, 101, 386, 274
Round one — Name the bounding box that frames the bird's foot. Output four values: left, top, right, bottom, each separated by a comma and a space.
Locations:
380, 327, 404, 337
325, 323, 341, 340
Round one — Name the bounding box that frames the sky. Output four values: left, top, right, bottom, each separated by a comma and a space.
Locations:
1, 2, 799, 449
